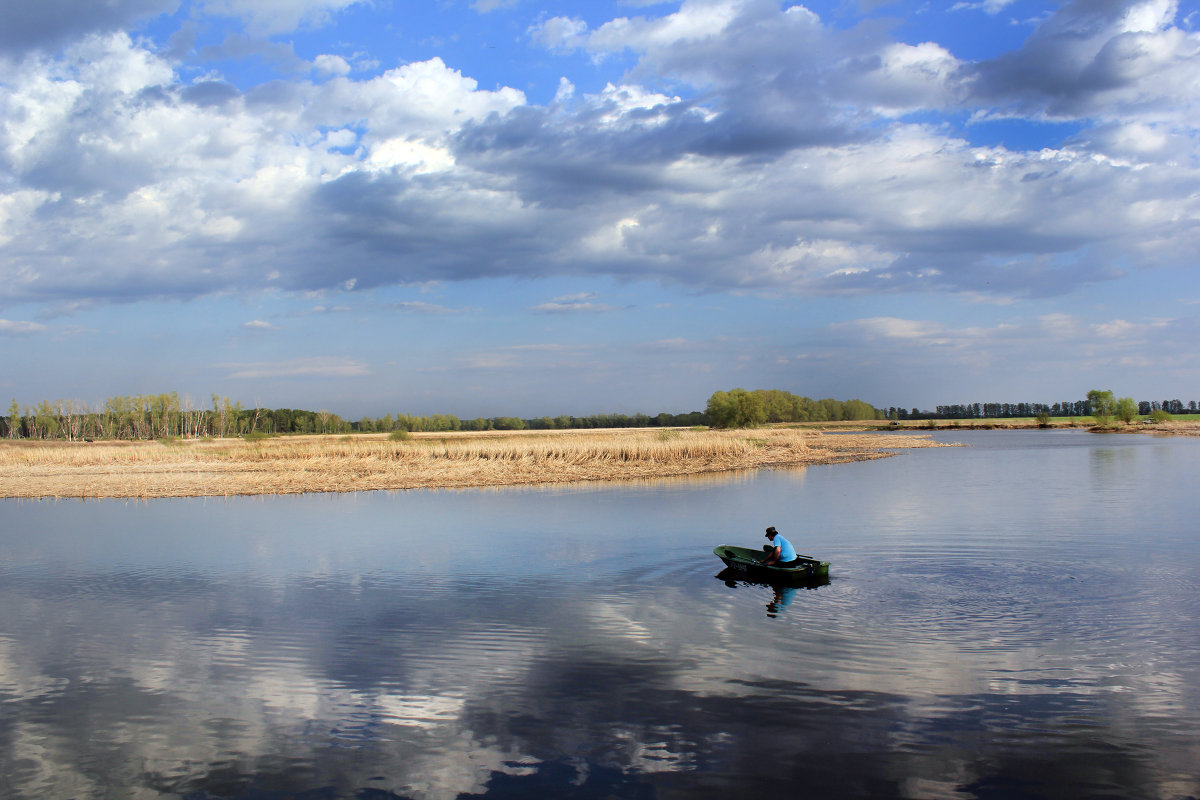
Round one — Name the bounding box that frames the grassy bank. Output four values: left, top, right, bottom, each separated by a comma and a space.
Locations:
0, 427, 950, 499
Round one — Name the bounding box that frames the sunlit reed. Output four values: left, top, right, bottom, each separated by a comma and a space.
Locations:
0, 427, 951, 499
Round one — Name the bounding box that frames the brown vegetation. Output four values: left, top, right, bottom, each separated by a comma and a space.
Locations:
0, 427, 951, 499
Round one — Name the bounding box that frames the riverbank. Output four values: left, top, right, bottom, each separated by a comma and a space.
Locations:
795, 418, 1200, 435
0, 427, 951, 499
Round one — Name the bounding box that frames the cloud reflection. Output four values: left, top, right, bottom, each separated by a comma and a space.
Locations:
0, 558, 1196, 799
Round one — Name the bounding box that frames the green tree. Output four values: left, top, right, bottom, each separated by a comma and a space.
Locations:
1087, 389, 1116, 417
842, 399, 878, 420
706, 389, 767, 429
1115, 397, 1138, 424
1087, 389, 1117, 427
6, 399, 19, 438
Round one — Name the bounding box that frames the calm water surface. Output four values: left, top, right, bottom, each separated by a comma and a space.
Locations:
1, 430, 1198, 799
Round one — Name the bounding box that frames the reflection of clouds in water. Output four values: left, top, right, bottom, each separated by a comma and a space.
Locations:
1, 568, 1196, 799
587, 600, 655, 645
611, 725, 697, 774
8, 726, 99, 800
0, 577, 555, 800
0, 636, 70, 703
374, 692, 464, 728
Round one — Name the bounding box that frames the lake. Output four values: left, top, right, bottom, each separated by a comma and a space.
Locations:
1, 430, 1198, 799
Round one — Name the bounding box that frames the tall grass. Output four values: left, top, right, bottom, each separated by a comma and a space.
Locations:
0, 427, 951, 499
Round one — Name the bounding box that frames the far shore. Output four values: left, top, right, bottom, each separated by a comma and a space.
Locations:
793, 417, 1200, 435
1, 426, 952, 500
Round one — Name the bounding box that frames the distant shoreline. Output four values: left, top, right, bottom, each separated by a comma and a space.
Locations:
1, 426, 953, 500
795, 418, 1200, 435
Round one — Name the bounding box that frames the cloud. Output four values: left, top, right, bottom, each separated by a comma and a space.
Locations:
950, 0, 1019, 14
530, 301, 621, 313
505, 343, 584, 352
1, 0, 1199, 316
196, 0, 368, 36
458, 343, 592, 370
641, 337, 708, 352
1091, 317, 1170, 338
180, 80, 243, 107
217, 358, 370, 378
0, 0, 176, 55
0, 319, 48, 335
312, 53, 352, 76
841, 317, 954, 342
964, 0, 1200, 122
243, 320, 275, 329
390, 301, 470, 314
827, 312, 1182, 372
197, 34, 306, 73
530, 293, 622, 313
459, 352, 521, 370
472, 0, 521, 12
529, 17, 590, 52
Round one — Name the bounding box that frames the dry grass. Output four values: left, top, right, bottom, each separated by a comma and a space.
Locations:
1141, 419, 1200, 437
0, 427, 951, 499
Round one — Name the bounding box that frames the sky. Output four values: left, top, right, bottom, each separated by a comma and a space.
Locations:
1, 0, 1198, 419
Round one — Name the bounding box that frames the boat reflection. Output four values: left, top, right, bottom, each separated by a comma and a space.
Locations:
715, 568, 830, 617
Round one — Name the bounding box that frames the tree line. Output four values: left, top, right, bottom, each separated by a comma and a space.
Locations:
361, 410, 708, 433
2, 394, 309, 441
15, 386, 1187, 441
897, 395, 1197, 421
706, 389, 882, 428
0, 392, 709, 441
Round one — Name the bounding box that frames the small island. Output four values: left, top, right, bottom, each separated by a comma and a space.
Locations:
0, 426, 952, 499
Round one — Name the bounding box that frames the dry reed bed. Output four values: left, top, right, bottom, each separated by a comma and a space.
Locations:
0, 428, 949, 499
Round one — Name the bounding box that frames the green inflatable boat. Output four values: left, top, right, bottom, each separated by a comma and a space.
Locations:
713, 545, 830, 582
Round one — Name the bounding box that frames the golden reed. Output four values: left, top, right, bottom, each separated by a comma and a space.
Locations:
0, 427, 950, 499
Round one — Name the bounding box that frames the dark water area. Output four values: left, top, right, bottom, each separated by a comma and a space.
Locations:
2, 430, 1198, 799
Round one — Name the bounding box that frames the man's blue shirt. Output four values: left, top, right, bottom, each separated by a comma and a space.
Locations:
773, 534, 797, 562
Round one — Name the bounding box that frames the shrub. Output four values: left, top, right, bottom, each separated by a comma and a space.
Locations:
1115, 397, 1138, 424
389, 429, 412, 442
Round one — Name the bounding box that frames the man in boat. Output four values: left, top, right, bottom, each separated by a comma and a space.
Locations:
762, 526, 801, 567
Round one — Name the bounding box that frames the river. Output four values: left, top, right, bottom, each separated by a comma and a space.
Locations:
1, 430, 1197, 799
